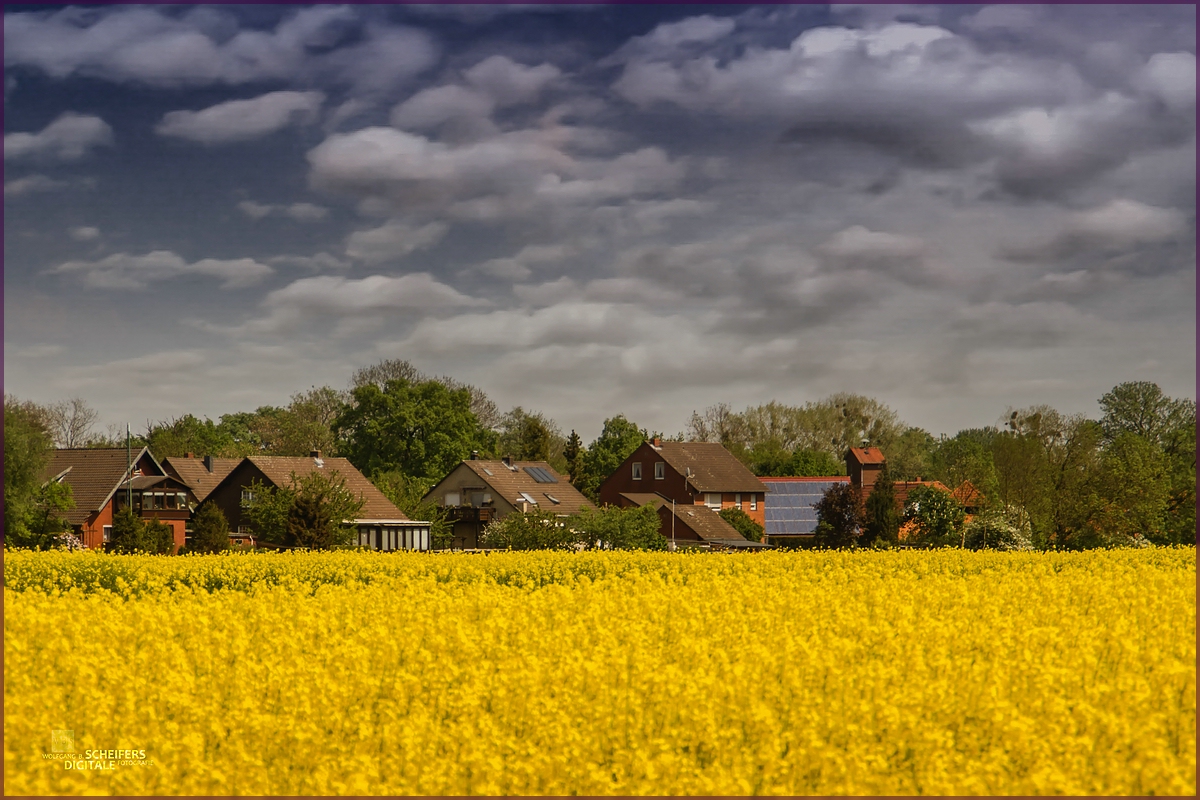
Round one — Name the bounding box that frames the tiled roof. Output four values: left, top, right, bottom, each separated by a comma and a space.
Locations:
244, 456, 411, 522
652, 441, 767, 493
40, 448, 163, 525
461, 460, 594, 514
668, 502, 749, 543
848, 447, 886, 466
951, 480, 984, 508
618, 492, 668, 508
163, 456, 241, 502
892, 480, 954, 509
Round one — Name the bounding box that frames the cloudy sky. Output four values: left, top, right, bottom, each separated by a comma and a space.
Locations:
4, 4, 1195, 441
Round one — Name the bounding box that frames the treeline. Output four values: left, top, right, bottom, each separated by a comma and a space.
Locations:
5, 360, 1194, 551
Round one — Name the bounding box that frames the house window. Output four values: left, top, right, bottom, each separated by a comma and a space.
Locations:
735, 493, 741, 507
654, 462, 665, 480
241, 489, 257, 505
445, 492, 461, 507
751, 494, 758, 511
705, 493, 722, 510
519, 492, 538, 505
165, 493, 177, 510
102, 525, 112, 542
177, 492, 189, 510
632, 462, 642, 480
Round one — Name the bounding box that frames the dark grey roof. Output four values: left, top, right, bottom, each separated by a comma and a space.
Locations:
762, 477, 850, 536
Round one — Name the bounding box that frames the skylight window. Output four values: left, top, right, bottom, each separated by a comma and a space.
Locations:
519, 492, 538, 504
544, 493, 561, 504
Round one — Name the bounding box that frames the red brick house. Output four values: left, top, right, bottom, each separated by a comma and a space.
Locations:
40, 448, 194, 552
600, 438, 770, 549
422, 456, 593, 549
200, 452, 430, 550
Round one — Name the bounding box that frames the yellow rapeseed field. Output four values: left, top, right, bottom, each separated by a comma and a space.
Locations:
4, 548, 1195, 795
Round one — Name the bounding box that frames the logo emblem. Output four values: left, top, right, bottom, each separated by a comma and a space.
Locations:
52, 730, 74, 753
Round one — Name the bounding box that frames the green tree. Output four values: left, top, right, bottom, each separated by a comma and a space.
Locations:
351, 358, 502, 430
18, 481, 77, 550
573, 504, 666, 550
497, 407, 566, 469
789, 448, 845, 477
1089, 432, 1169, 546
813, 482, 863, 549
862, 464, 900, 547
188, 502, 232, 554
4, 395, 58, 546
242, 471, 364, 549
334, 378, 497, 480
371, 471, 453, 550
887, 427, 936, 481
479, 508, 576, 551
573, 415, 647, 502
903, 485, 966, 547
930, 432, 1000, 503
109, 508, 174, 554
145, 414, 240, 458
718, 506, 765, 543
563, 430, 582, 482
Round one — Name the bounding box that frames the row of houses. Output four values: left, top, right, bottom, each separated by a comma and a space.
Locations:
41, 439, 980, 553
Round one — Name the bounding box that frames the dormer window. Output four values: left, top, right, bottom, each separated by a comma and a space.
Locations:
632, 462, 642, 480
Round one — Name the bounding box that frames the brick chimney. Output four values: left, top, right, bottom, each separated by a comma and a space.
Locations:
502, 455, 513, 467
185, 452, 195, 459
310, 450, 321, 458
652, 436, 661, 447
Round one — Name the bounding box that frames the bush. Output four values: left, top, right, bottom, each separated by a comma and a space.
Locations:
573, 505, 666, 551
718, 507, 764, 543
480, 509, 576, 551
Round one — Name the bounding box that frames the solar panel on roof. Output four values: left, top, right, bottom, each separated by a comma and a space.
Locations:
761, 479, 846, 535
523, 466, 558, 483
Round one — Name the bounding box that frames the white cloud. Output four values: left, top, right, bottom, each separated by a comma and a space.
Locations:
68, 226, 101, 241
48, 250, 274, 289
1134, 52, 1196, 112
344, 220, 450, 264
3, 6, 437, 93
238, 199, 330, 221
390, 85, 496, 132
463, 55, 561, 106
236, 273, 488, 334
4, 112, 113, 161
4, 174, 67, 196
267, 252, 352, 272
156, 91, 324, 144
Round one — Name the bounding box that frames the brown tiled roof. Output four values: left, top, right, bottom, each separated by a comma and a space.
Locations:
245, 456, 411, 522
653, 441, 766, 493
892, 480, 954, 509
40, 448, 163, 525
618, 492, 668, 508
848, 447, 886, 466
461, 460, 594, 514
163, 456, 241, 502
951, 480, 984, 507
668, 503, 749, 543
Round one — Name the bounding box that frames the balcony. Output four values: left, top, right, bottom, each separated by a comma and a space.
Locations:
444, 506, 497, 524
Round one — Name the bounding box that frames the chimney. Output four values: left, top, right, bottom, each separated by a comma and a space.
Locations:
185, 452, 195, 459
502, 455, 513, 467
652, 436, 661, 447
470, 450, 480, 460
203, 456, 213, 473
310, 450, 321, 459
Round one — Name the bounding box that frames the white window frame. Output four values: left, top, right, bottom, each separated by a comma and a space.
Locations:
751, 494, 758, 511
241, 489, 257, 504
654, 462, 665, 480
102, 525, 112, 542
705, 493, 722, 510
632, 462, 642, 480
735, 493, 741, 507
445, 492, 461, 507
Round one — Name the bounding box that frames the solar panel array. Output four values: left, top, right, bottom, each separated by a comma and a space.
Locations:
523, 466, 559, 484
762, 480, 848, 535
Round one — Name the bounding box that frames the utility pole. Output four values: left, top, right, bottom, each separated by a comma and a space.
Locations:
126, 423, 132, 510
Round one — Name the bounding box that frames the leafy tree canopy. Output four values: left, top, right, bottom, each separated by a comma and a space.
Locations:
718, 506, 765, 543
241, 471, 364, 549
903, 485, 966, 548
573, 415, 648, 502
813, 482, 863, 549
334, 378, 498, 480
